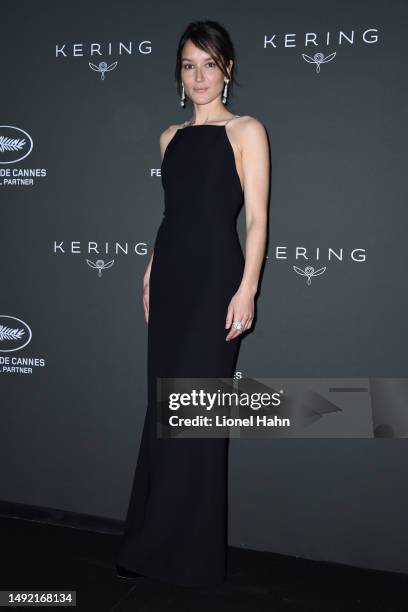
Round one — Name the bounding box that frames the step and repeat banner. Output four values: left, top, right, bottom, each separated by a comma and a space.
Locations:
2, 0, 408, 574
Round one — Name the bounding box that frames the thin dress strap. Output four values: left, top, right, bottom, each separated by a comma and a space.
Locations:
223, 114, 241, 126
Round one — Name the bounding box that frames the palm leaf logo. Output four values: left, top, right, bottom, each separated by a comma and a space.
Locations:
0, 126, 33, 164
0, 324, 25, 341
0, 136, 26, 153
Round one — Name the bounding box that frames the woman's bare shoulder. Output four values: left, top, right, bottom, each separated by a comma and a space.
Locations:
227, 115, 268, 159
160, 121, 186, 138
231, 115, 267, 133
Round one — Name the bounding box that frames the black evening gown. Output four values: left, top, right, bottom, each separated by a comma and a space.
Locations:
116, 114, 245, 587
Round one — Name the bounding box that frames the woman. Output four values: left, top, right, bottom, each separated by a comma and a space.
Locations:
116, 20, 269, 588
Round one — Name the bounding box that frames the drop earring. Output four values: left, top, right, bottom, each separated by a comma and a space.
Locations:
180, 82, 186, 108
222, 79, 229, 104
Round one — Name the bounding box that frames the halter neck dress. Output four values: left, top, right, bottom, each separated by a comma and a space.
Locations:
117, 114, 245, 587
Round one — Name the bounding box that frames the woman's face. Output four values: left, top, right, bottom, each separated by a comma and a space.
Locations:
180, 39, 231, 105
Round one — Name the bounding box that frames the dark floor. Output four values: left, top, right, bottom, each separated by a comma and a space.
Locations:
0, 515, 406, 612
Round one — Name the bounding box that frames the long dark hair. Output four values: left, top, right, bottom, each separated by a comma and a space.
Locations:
174, 20, 240, 102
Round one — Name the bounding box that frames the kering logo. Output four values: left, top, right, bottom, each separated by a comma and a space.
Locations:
266, 246, 366, 285
55, 41, 152, 58
269, 246, 366, 262
55, 40, 152, 78
53, 241, 148, 256
0, 316, 32, 352
293, 265, 326, 286
87, 259, 115, 277
0, 126, 33, 164
89, 61, 118, 80
264, 28, 379, 73
54, 241, 147, 274
302, 52, 336, 73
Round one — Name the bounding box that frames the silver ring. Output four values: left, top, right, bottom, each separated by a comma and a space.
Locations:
232, 320, 243, 331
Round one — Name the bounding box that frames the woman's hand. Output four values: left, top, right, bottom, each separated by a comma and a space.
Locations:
143, 279, 150, 323
225, 287, 255, 341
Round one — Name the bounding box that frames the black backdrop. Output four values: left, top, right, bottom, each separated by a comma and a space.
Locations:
2, 0, 408, 574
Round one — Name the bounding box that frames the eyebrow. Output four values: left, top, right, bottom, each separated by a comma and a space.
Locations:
181, 57, 213, 61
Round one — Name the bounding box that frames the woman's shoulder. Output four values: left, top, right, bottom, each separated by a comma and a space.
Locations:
227, 116, 268, 153
231, 114, 267, 133
160, 121, 187, 138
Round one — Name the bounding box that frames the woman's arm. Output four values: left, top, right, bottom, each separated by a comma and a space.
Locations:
143, 249, 154, 323
225, 117, 270, 341
143, 127, 175, 322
